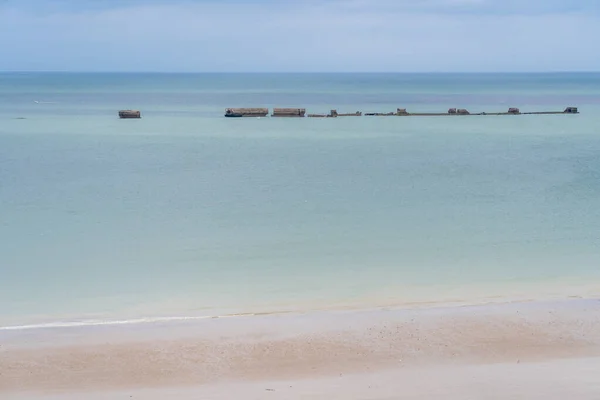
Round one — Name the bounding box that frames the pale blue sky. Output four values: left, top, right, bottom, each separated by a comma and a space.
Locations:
1, 0, 598, 72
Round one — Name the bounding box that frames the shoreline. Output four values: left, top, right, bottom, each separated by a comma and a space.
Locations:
2, 298, 599, 397
2, 278, 599, 332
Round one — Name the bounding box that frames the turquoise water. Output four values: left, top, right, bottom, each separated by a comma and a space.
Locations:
1, 73, 600, 327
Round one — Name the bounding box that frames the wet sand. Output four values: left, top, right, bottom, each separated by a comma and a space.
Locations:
2, 299, 599, 399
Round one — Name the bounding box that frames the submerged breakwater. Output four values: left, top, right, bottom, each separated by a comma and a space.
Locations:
223, 107, 579, 118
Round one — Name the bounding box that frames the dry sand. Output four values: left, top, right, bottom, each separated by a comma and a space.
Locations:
1, 299, 599, 399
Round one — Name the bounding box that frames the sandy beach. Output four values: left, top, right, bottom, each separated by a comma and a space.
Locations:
2, 299, 599, 399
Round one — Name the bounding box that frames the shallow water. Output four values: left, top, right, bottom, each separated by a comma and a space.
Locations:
1, 73, 599, 327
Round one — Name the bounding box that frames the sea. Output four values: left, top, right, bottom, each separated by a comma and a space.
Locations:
1, 72, 599, 330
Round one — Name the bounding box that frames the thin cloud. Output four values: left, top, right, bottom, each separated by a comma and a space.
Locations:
0, 0, 598, 72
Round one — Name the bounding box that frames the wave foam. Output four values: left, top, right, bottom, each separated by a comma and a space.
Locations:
0, 313, 262, 331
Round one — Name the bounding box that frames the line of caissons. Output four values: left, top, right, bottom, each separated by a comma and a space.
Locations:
116, 107, 579, 119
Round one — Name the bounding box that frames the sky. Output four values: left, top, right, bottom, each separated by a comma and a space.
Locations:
0, 0, 598, 72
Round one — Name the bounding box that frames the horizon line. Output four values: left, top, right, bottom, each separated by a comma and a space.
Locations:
1, 70, 599, 74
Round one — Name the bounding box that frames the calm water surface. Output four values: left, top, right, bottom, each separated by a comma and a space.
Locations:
1, 73, 599, 327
